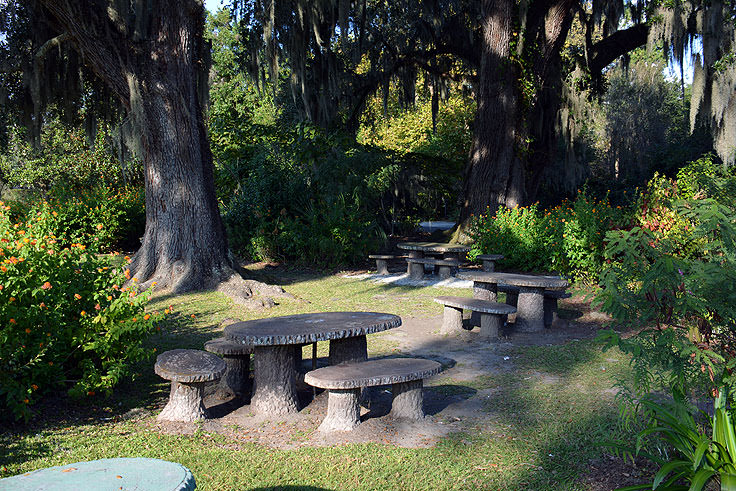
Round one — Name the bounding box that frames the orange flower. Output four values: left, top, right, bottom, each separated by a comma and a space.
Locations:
132, 317, 137, 322
107, 295, 113, 301
143, 314, 150, 320
24, 328, 31, 333
9, 297, 15, 302
0, 266, 6, 272
42, 281, 51, 290
31, 384, 38, 391
9, 318, 15, 324
96, 224, 103, 230
80, 311, 86, 316
95, 303, 101, 310
164, 309, 170, 315
124, 269, 131, 279
74, 293, 82, 300
39, 302, 46, 308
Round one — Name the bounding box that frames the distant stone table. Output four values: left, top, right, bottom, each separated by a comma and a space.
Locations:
397, 241, 470, 261
456, 271, 568, 332
224, 312, 401, 415
0, 458, 196, 491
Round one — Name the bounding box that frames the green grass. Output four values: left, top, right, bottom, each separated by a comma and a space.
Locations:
0, 267, 637, 490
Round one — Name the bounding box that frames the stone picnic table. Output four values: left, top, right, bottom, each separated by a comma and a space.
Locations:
396, 241, 471, 261
0, 458, 196, 491
224, 312, 401, 415
456, 271, 568, 332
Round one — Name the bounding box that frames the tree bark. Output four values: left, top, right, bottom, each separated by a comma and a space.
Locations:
456, 0, 575, 234
459, 0, 524, 230
39, 0, 233, 293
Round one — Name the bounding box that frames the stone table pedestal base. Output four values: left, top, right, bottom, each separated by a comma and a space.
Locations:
158, 381, 208, 422
251, 345, 298, 415
516, 286, 545, 332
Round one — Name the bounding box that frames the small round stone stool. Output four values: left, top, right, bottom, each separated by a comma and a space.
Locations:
154, 349, 226, 422
204, 337, 254, 399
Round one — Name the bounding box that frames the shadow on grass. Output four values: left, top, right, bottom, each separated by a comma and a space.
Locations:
249, 487, 335, 491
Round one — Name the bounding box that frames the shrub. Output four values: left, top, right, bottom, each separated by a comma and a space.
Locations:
29, 185, 145, 253
467, 191, 626, 279
0, 205, 161, 421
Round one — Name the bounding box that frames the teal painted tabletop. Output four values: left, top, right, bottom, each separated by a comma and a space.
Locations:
0, 457, 196, 490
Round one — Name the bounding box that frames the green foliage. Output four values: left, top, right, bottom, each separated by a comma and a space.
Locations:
468, 191, 626, 279
0, 121, 138, 191
596, 155, 736, 488
220, 128, 390, 265
0, 205, 161, 421
357, 92, 475, 164
611, 388, 736, 491
28, 186, 145, 253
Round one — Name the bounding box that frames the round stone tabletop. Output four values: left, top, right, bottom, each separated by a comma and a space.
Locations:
456, 271, 568, 289
396, 242, 470, 253
154, 349, 226, 383
0, 458, 196, 491
225, 312, 402, 346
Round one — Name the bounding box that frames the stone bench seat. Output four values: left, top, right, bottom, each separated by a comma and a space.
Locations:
476, 253, 504, 272
154, 349, 226, 422
304, 357, 442, 432
434, 296, 516, 340
368, 254, 404, 275
406, 257, 459, 280
204, 337, 253, 399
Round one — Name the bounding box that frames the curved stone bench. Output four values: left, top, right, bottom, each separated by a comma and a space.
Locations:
434, 296, 516, 340
204, 337, 254, 399
544, 290, 572, 328
406, 257, 459, 280
368, 254, 396, 275
304, 358, 442, 432
154, 349, 226, 422
477, 254, 504, 272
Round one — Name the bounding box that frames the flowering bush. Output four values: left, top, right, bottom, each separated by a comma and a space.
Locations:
468, 191, 626, 279
28, 185, 145, 253
0, 204, 161, 421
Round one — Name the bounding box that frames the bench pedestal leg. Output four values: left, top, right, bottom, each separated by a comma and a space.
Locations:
375, 259, 389, 275
319, 388, 361, 432
441, 306, 463, 334
252, 345, 299, 415
408, 262, 425, 280
471, 282, 497, 326
391, 380, 424, 420
158, 381, 208, 422
479, 313, 502, 340
437, 265, 452, 279
217, 354, 250, 399
516, 287, 545, 332
482, 260, 495, 272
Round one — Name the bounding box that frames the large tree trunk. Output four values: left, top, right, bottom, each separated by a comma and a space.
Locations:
39, 1, 237, 293
456, 0, 575, 236
457, 0, 524, 234
126, 10, 230, 292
